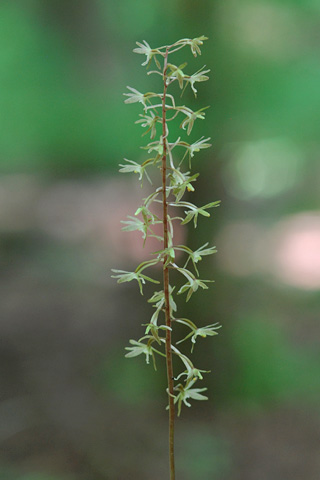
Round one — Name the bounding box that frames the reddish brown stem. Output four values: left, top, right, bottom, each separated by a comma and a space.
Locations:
162, 48, 175, 480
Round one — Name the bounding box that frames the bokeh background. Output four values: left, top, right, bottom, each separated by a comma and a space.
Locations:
1, 1, 320, 479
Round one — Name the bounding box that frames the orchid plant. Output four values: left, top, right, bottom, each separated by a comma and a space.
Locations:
112, 36, 220, 480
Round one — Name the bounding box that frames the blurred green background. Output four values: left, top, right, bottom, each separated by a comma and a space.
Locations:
1, 1, 320, 479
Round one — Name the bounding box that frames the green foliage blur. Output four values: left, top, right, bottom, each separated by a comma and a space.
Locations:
1, 1, 320, 479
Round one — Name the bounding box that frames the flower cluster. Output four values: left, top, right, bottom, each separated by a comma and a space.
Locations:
112, 36, 220, 417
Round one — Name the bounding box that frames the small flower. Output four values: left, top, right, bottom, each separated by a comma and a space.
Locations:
178, 137, 212, 167
171, 200, 221, 228
167, 63, 188, 89
135, 111, 160, 139
175, 366, 208, 382
111, 269, 159, 295
133, 40, 153, 66
125, 339, 154, 364
192, 325, 221, 341
189, 325, 221, 350
188, 36, 208, 57
123, 86, 145, 105
170, 168, 199, 202
121, 215, 146, 234
171, 36, 208, 58
188, 137, 212, 158
133, 40, 162, 68
148, 286, 177, 312
119, 158, 153, 184
180, 106, 209, 136
141, 137, 164, 156
178, 276, 213, 302
173, 380, 208, 416
183, 242, 217, 275
183, 201, 220, 228
176, 318, 221, 352
187, 66, 210, 97
123, 87, 157, 112
121, 212, 159, 244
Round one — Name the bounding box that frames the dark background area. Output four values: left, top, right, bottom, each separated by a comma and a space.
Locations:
1, 1, 320, 479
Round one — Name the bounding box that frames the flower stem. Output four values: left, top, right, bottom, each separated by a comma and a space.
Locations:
162, 48, 175, 480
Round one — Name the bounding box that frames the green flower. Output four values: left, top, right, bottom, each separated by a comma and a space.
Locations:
148, 286, 177, 312
180, 66, 210, 98
141, 137, 164, 156
180, 106, 209, 135
111, 269, 159, 295
135, 111, 160, 139
176, 318, 221, 352
172, 380, 208, 416
167, 63, 188, 89
172, 262, 214, 301
171, 200, 221, 228
177, 136, 211, 167
171, 36, 208, 57
188, 136, 211, 158
125, 339, 154, 363
187, 66, 210, 97
178, 276, 213, 302
181, 242, 217, 275
188, 36, 208, 57
119, 158, 153, 184
123, 87, 157, 112
121, 206, 161, 245
125, 335, 165, 370
133, 40, 162, 68
120, 215, 146, 234
170, 168, 199, 201
176, 367, 208, 383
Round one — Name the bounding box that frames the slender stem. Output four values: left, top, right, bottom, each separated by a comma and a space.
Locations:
162, 48, 175, 480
